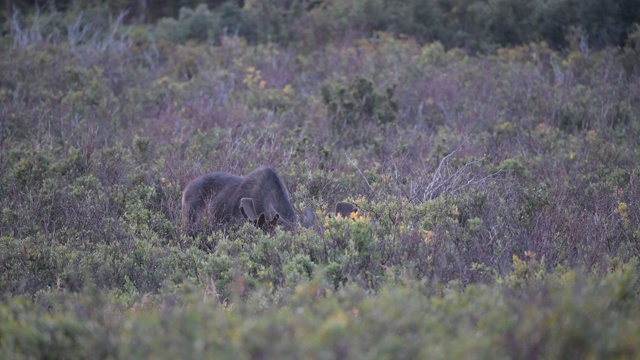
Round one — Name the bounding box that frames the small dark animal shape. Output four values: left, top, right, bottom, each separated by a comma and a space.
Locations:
182, 167, 302, 236
335, 202, 359, 219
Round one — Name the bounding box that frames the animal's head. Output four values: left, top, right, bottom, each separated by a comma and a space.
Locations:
239, 198, 360, 229
240, 197, 280, 230
335, 202, 359, 219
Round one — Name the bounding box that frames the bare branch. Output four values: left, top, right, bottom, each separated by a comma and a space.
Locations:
345, 154, 374, 194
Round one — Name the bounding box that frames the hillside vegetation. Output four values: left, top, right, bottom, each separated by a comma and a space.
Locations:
1, 1, 640, 358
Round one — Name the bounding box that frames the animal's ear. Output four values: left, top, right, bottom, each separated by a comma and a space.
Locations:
335, 202, 358, 219
255, 212, 279, 229
240, 198, 259, 221
269, 213, 280, 227
256, 213, 267, 228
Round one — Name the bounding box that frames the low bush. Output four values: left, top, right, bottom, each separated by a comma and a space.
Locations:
2, 261, 640, 358
2, 3, 640, 358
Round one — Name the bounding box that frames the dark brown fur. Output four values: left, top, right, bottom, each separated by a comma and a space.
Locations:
335, 202, 359, 219
181, 167, 297, 236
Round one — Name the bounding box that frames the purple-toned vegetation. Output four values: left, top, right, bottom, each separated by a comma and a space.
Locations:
1, 1, 640, 358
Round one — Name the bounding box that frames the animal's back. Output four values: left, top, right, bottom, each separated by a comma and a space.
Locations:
181, 167, 298, 235
182, 172, 243, 234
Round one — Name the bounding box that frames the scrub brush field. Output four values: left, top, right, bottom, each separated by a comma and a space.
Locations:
1, 1, 640, 358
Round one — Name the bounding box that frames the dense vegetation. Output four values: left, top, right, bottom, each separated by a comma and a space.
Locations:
2, 0, 640, 358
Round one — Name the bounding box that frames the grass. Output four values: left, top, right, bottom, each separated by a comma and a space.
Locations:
1, 1, 640, 358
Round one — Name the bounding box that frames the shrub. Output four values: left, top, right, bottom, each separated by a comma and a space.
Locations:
155, 4, 221, 44
321, 76, 397, 145
1, 3, 640, 357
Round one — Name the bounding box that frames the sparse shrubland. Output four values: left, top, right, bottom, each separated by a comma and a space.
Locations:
1, 1, 640, 358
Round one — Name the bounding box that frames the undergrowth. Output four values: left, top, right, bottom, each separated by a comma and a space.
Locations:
1, 2, 640, 358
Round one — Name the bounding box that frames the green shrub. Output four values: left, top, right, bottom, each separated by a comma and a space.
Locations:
321, 76, 397, 145
156, 4, 221, 44
1, 3, 640, 357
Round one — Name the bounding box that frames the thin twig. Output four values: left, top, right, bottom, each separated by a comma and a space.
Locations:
345, 154, 374, 194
